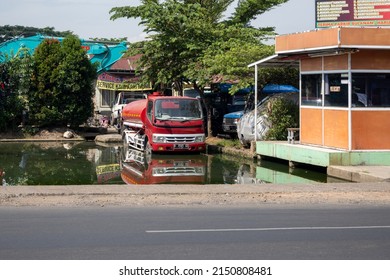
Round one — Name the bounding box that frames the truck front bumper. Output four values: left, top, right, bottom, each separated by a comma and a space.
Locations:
151, 133, 206, 152
151, 142, 206, 152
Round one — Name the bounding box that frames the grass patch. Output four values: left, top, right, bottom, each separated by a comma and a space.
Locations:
216, 138, 242, 148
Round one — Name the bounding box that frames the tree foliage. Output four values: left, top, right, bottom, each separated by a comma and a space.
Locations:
88, 37, 128, 43
0, 25, 73, 43
28, 35, 97, 127
110, 0, 296, 136
0, 60, 24, 131
110, 0, 289, 93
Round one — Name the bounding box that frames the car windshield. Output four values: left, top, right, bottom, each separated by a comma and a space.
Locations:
155, 99, 202, 121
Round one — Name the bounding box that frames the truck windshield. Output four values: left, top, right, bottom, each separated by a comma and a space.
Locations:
155, 99, 202, 121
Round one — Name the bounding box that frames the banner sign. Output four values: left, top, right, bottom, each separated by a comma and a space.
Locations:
316, 0, 390, 28
97, 73, 151, 91
96, 80, 151, 91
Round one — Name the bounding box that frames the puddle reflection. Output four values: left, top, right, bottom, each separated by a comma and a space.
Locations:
121, 149, 207, 184
0, 142, 344, 185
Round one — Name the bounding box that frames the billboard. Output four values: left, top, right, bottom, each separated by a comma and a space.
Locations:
316, 0, 390, 28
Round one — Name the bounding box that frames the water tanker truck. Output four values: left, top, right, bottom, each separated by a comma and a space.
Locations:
121, 92, 206, 154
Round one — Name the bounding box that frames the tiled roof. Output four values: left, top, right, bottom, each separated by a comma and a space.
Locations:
110, 54, 142, 71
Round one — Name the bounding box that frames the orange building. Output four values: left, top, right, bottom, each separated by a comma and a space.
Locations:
252, 27, 390, 151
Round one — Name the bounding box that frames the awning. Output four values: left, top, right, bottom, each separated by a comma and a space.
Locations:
248, 54, 300, 68
248, 48, 360, 69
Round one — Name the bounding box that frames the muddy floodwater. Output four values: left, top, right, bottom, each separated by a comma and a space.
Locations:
0, 142, 345, 186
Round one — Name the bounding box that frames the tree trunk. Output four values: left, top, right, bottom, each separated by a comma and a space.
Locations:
192, 82, 214, 137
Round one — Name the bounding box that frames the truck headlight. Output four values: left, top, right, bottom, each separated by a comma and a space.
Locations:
153, 135, 166, 143
194, 135, 205, 143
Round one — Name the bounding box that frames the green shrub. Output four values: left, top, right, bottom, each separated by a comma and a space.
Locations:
266, 97, 299, 140
29, 35, 97, 127
0, 60, 24, 132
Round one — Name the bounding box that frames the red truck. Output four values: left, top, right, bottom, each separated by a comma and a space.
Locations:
121, 92, 206, 153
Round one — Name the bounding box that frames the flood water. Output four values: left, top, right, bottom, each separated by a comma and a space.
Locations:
0, 142, 345, 186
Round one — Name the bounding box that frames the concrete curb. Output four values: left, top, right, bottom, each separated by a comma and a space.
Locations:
328, 166, 390, 182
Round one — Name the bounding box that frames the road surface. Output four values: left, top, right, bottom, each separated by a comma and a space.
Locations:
1, 205, 389, 260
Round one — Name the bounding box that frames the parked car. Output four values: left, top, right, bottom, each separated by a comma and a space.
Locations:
221, 94, 248, 136
237, 86, 299, 148
223, 84, 299, 139
222, 110, 244, 136
217, 87, 251, 136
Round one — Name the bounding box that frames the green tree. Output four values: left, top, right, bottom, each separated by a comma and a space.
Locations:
29, 35, 97, 127
0, 60, 23, 131
0, 51, 33, 132
0, 25, 73, 43
110, 0, 291, 134
110, 0, 287, 89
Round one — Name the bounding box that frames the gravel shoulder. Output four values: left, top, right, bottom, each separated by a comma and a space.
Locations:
1, 182, 390, 207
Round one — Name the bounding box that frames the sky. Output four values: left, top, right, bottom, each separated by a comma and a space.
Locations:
1, 0, 315, 42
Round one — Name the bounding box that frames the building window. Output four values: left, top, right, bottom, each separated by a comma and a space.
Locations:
301, 74, 322, 106
101, 90, 116, 107
324, 73, 348, 107
352, 73, 390, 107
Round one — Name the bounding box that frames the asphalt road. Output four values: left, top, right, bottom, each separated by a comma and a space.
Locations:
1, 205, 390, 260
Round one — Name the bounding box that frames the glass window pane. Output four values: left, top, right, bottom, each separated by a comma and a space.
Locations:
352, 73, 390, 107
301, 74, 322, 106
101, 90, 115, 107
324, 73, 348, 107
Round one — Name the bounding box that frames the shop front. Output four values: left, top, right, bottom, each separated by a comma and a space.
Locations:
252, 27, 390, 152
94, 58, 152, 120
249, 27, 390, 168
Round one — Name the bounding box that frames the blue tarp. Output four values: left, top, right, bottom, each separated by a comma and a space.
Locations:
218, 83, 253, 94
262, 84, 299, 94
217, 83, 297, 94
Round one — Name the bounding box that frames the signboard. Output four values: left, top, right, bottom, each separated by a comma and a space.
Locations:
97, 73, 152, 91
316, 0, 390, 28
96, 80, 152, 91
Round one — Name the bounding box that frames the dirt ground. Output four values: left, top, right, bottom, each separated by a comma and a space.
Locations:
0, 127, 82, 140
1, 183, 390, 207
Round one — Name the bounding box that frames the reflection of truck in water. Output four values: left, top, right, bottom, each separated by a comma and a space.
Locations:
121, 92, 206, 153
121, 149, 206, 184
